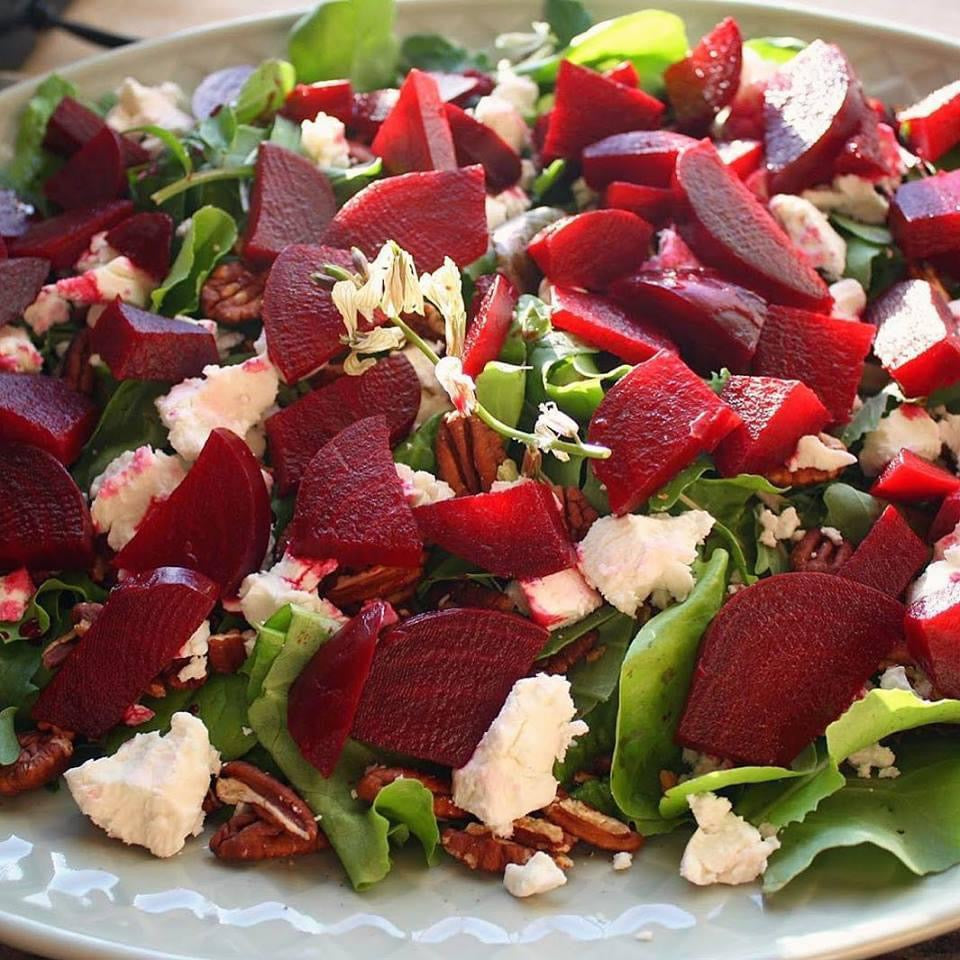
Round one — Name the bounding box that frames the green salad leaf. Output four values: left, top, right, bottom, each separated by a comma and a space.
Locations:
545, 0, 593, 47
566, 612, 636, 716
0, 574, 105, 646
0, 641, 43, 714
744, 36, 805, 63
647, 457, 712, 513
0, 706, 20, 765
234, 59, 297, 125
399, 34, 488, 73
537, 605, 620, 659
822, 483, 883, 544
476, 362, 526, 428
393, 413, 443, 473
556, 692, 617, 785
369, 778, 441, 862
841, 386, 901, 446
328, 157, 384, 202
532, 158, 569, 203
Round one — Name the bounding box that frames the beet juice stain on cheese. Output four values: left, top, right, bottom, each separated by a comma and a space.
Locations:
3, 0, 960, 902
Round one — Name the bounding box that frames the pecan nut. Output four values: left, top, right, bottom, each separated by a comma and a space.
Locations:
556, 486, 599, 541
425, 581, 517, 613
200, 262, 267, 324
401, 302, 446, 340
208, 630, 252, 674
510, 816, 576, 854
442, 824, 538, 872
436, 416, 507, 496
542, 797, 644, 852
356, 765, 467, 820
790, 528, 855, 573
60, 327, 96, 395
210, 811, 325, 860
326, 565, 422, 610
766, 434, 852, 488
0, 728, 75, 797
537, 631, 601, 677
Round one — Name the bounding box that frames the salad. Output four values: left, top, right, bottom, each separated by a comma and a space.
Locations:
3, 0, 960, 903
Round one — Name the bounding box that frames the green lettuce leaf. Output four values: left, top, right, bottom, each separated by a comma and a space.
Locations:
234, 59, 297, 125
822, 483, 883, 544
399, 34, 488, 73
566, 612, 635, 716
0, 641, 43, 713
393, 412, 443, 472
327, 157, 384, 203
0, 706, 19, 765
840, 386, 901, 446
647, 457, 713, 513
369, 778, 440, 862
0, 573, 105, 645
476, 362, 526, 428
744, 36, 805, 63
545, 0, 593, 47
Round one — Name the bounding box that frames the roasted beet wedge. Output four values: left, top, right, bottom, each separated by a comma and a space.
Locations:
43, 126, 127, 211
752, 306, 875, 424
839, 505, 928, 598
105, 213, 174, 282
0, 257, 49, 327
288, 600, 396, 776
462, 274, 519, 378
8, 201, 133, 270
834, 111, 887, 179
371, 69, 456, 175
932, 491, 960, 542
266, 354, 421, 494
674, 140, 830, 311
287, 416, 423, 568
677, 573, 905, 766
0, 372, 97, 465
528, 210, 652, 292
113, 429, 270, 596
587, 350, 741, 514
33, 567, 218, 738
349, 89, 400, 143
763, 40, 867, 193
90, 300, 219, 382
716, 139, 764, 179
321, 166, 487, 272
415, 481, 576, 579
431, 70, 494, 106
351, 608, 548, 767
582, 130, 697, 190
281, 80, 354, 124
242, 143, 337, 266
603, 182, 675, 224
664, 17, 743, 133
610, 269, 767, 374
543, 60, 665, 161
890, 171, 960, 262
0, 441, 93, 572
906, 582, 960, 699
898, 80, 960, 163
261, 244, 355, 383
713, 375, 829, 476
444, 103, 521, 192
43, 96, 149, 167
605, 61, 640, 87
870, 450, 960, 503
550, 286, 675, 364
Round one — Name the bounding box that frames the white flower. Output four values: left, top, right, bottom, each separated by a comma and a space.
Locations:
371, 241, 424, 318
435, 356, 477, 418
420, 257, 467, 358
534, 401, 581, 462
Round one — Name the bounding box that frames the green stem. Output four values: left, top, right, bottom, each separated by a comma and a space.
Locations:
390, 315, 441, 365
150, 165, 254, 205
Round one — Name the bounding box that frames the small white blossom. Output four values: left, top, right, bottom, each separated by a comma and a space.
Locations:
435, 356, 477, 418
420, 257, 467, 358
534, 401, 581, 462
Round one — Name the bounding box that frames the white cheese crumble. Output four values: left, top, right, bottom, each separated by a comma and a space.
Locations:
75, 231, 118, 272
0, 567, 33, 623
879, 665, 919, 697
786, 434, 857, 473
155, 355, 279, 461
758, 506, 804, 549
300, 112, 351, 168
571, 176, 598, 211
237, 553, 343, 625
175, 621, 211, 684
859, 405, 942, 476
503, 851, 567, 898
612, 851, 634, 871
107, 78, 194, 151
829, 278, 867, 320
452, 674, 587, 836
679, 748, 732, 783
821, 526, 845, 546
486, 185, 533, 230
64, 712, 220, 858
577, 511, 715, 616
403, 343, 453, 427
472, 95, 529, 153
679, 792, 780, 886
0, 326, 42, 373
846, 742, 900, 779
769, 194, 847, 281
90, 446, 187, 551
909, 544, 960, 605
492, 60, 539, 116
936, 410, 960, 462
395, 462, 455, 507
518, 567, 602, 631
802, 174, 890, 226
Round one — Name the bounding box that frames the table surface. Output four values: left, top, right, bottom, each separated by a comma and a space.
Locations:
8, 1, 960, 958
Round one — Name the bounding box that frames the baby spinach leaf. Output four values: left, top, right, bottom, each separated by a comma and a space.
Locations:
0, 574, 105, 646
0, 706, 19, 765
476, 362, 526, 428
537, 605, 620, 659
566, 612, 636, 716
399, 35, 487, 73
328, 157, 384, 203
368, 778, 440, 864
647, 457, 713, 513
555, 692, 618, 786
545, 0, 593, 47
744, 36, 805, 64
823, 483, 882, 544
570, 777, 621, 817
393, 412, 443, 472
269, 115, 302, 150
841, 385, 901, 446
234, 59, 297, 125
4, 74, 75, 193
0, 641, 43, 712
830, 213, 893, 246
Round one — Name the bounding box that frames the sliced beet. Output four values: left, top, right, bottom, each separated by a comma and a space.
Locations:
603, 182, 675, 224
349, 89, 400, 143
674, 140, 830, 311
0, 372, 97, 465
664, 17, 743, 133
932, 491, 960, 542
834, 111, 888, 179
677, 572, 905, 766
261, 244, 355, 383
242, 143, 337, 266
898, 80, 960, 163
610, 268, 767, 374
43, 96, 149, 167
33, 567, 218, 738
105, 213, 174, 282
716, 138, 763, 179
550, 285, 675, 364
113, 428, 270, 596
415, 481, 575, 579
287, 416, 423, 569
713, 375, 829, 476
288, 600, 396, 776
43, 126, 127, 212
281, 80, 354, 123
752, 306, 875, 424
528, 209, 652, 292
763, 40, 867, 193
906, 581, 960, 698
431, 70, 494, 106
444, 103, 521, 192
462, 274, 518, 378
90, 299, 218, 382
587, 350, 741, 514
543, 60, 665, 161
890, 171, 960, 261
869, 450, 960, 503
266, 355, 421, 494
321, 166, 487, 272
191, 65, 256, 120
839, 505, 928, 598
0, 257, 50, 327
351, 608, 548, 767
0, 441, 93, 572
7, 201, 134, 270
582, 130, 697, 190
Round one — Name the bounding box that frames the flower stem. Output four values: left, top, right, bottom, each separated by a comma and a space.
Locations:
390, 315, 441, 365
150, 165, 255, 205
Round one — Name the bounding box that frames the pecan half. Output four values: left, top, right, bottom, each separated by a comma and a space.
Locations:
543, 797, 644, 852
790, 528, 854, 573
356, 765, 467, 820
210, 811, 326, 860
425, 581, 517, 613
326, 564, 422, 609
60, 327, 96, 395
766, 434, 852, 487
442, 824, 538, 872
0, 728, 75, 797
556, 486, 599, 541
436, 416, 507, 496
208, 630, 251, 674
537, 631, 600, 676
511, 816, 576, 854
200, 261, 267, 324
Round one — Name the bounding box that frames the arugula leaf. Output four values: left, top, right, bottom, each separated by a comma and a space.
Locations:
151, 205, 238, 316
368, 778, 440, 863
476, 362, 526, 428
327, 157, 384, 203
399, 35, 487, 73
545, 0, 593, 48
610, 550, 728, 833
0, 641, 42, 712
744, 36, 805, 64
567, 612, 634, 716
841, 386, 901, 446
823, 483, 882, 544
289, 0, 398, 91
0, 706, 20, 765
0, 574, 105, 646
4, 75, 75, 193
234, 60, 297, 125
532, 158, 569, 203
125, 124, 193, 175
393, 412, 442, 472
537, 605, 620, 659
647, 457, 712, 513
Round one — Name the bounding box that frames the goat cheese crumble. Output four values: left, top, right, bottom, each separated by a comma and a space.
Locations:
237, 553, 343, 626
612, 852, 634, 871
300, 113, 351, 168
786, 434, 857, 473
0, 567, 33, 623
802, 174, 890, 225
758, 506, 804, 548
0, 326, 42, 373
175, 621, 211, 684
503, 851, 568, 898
518, 566, 602, 631
395, 462, 455, 507
846, 743, 900, 779
472, 95, 529, 153
769, 194, 847, 280
829, 278, 868, 320
908, 544, 960, 604
107, 78, 194, 148
486, 186, 533, 230
859, 405, 942, 476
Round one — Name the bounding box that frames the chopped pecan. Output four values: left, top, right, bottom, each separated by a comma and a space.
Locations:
0, 728, 75, 797
210, 811, 325, 860
511, 816, 576, 854
60, 327, 96, 395
789, 528, 854, 573
326, 565, 422, 609
402, 302, 446, 340
208, 630, 251, 674
442, 824, 538, 872
659, 770, 679, 792
537, 631, 599, 676
71, 602, 103, 633
543, 797, 644, 852
436, 416, 507, 496
556, 486, 599, 541
766, 434, 852, 487
200, 261, 267, 324
426, 581, 517, 613
356, 765, 467, 820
